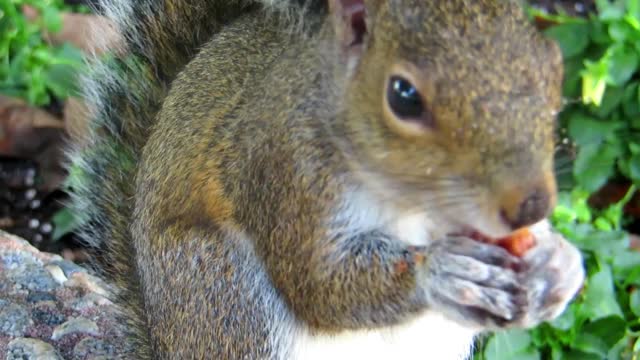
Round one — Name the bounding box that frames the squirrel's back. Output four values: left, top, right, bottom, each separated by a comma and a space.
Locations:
69, 0, 324, 356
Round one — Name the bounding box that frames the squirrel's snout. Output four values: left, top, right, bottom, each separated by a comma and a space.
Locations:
498, 174, 557, 230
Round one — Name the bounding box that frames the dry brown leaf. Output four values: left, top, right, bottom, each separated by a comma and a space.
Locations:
22, 5, 124, 56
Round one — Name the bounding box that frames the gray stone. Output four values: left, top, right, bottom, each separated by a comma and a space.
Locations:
0, 303, 33, 337
51, 318, 100, 341
26, 291, 57, 303
6, 338, 63, 360
1, 251, 40, 270
8, 266, 58, 292
50, 260, 87, 278
73, 337, 116, 358
70, 293, 111, 312
44, 264, 68, 284
31, 308, 66, 326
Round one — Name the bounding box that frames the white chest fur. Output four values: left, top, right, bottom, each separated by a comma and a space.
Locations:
291, 312, 477, 360
286, 189, 478, 360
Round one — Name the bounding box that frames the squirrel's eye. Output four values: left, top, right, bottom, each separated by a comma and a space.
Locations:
387, 76, 424, 119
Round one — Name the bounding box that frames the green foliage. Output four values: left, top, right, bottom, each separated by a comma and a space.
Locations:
478, 1, 640, 359
1, 0, 86, 106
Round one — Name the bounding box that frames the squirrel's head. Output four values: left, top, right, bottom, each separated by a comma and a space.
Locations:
328, 0, 563, 237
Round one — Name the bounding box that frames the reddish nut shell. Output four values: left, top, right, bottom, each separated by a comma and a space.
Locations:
496, 228, 536, 257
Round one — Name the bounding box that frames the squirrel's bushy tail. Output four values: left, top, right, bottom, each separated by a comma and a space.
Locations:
68, 0, 324, 354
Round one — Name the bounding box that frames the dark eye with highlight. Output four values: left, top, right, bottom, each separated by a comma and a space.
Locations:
387, 76, 424, 119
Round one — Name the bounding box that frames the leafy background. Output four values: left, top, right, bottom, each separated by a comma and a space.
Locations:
1, 1, 640, 359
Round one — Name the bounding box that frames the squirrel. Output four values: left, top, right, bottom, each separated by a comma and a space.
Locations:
68, 0, 586, 358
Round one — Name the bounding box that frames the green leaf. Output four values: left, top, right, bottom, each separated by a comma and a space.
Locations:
622, 82, 640, 117
630, 289, 640, 317
545, 23, 590, 58
607, 45, 639, 86
571, 332, 609, 357
592, 86, 625, 118
573, 142, 621, 192
608, 19, 638, 42
559, 350, 603, 360
41, 6, 62, 33
597, 0, 626, 20
630, 153, 640, 180
612, 251, 640, 283
563, 58, 587, 97
550, 305, 576, 331
51, 208, 81, 241
582, 60, 609, 105
582, 262, 624, 320
581, 315, 627, 347
484, 330, 540, 360
589, 19, 612, 44
568, 113, 621, 145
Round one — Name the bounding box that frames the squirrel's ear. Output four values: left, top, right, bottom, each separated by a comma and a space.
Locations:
329, 0, 368, 60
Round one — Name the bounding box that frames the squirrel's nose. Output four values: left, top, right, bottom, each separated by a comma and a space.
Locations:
498, 174, 556, 230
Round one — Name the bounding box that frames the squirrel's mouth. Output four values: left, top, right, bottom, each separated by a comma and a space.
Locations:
449, 228, 500, 244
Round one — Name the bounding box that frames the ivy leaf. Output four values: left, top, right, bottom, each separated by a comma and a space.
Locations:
573, 142, 621, 192
549, 304, 576, 331
597, 0, 626, 21
41, 6, 62, 33
622, 81, 640, 117
52, 208, 82, 241
607, 45, 639, 86
568, 113, 621, 146
484, 330, 539, 360
612, 251, 640, 285
630, 153, 640, 181
592, 85, 625, 117
630, 289, 640, 317
582, 59, 609, 106
581, 315, 627, 348
582, 262, 624, 320
571, 333, 609, 357
545, 23, 590, 58
608, 19, 637, 42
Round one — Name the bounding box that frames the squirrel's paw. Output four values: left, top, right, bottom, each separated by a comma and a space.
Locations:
516, 232, 585, 328
422, 233, 584, 330
422, 236, 530, 329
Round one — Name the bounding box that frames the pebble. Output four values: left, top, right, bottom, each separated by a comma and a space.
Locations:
0, 303, 33, 337
32, 307, 66, 326
8, 266, 59, 292
51, 317, 100, 341
45, 264, 68, 284
74, 337, 116, 358
70, 293, 112, 312
26, 291, 57, 304
51, 259, 87, 278
6, 338, 63, 360
0, 251, 40, 270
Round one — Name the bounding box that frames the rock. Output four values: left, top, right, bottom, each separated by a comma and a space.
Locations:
50, 259, 87, 278
0, 230, 129, 358
51, 318, 100, 341
26, 291, 57, 304
74, 337, 116, 359
45, 264, 68, 284
0, 303, 33, 337
31, 307, 66, 327
7, 265, 59, 292
70, 293, 112, 312
6, 338, 62, 360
